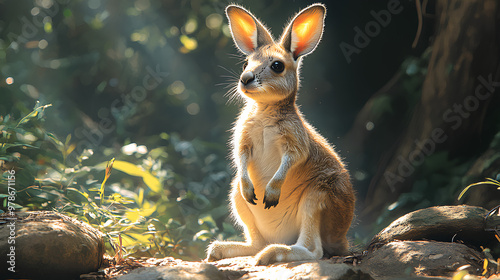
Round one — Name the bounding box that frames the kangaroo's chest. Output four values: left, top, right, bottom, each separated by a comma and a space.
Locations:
247, 123, 282, 186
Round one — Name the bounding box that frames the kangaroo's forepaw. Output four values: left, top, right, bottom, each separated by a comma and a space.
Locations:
241, 179, 257, 205
243, 189, 257, 205
263, 188, 280, 209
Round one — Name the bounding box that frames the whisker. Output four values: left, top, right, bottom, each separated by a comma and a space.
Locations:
218, 65, 240, 78
216, 82, 238, 89
220, 75, 238, 79
227, 52, 245, 59
214, 64, 243, 105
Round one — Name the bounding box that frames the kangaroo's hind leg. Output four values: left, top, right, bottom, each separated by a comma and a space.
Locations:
206, 180, 266, 261
321, 172, 354, 257
254, 190, 324, 265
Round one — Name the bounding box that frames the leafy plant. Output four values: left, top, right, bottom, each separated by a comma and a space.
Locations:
0, 102, 238, 260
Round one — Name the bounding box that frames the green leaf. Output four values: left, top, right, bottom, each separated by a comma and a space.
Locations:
99, 158, 115, 205
16, 103, 52, 127
65, 134, 72, 146
458, 178, 500, 200
8, 202, 23, 209
46, 132, 63, 147
193, 230, 211, 241
66, 188, 90, 204
137, 188, 144, 206
198, 214, 216, 228
111, 160, 162, 193
1, 143, 38, 150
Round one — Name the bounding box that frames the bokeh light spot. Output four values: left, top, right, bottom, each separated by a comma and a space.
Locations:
38, 39, 48, 49
44, 21, 53, 33
169, 81, 185, 95
365, 121, 375, 131
206, 14, 222, 30
134, 0, 150, 11
222, 25, 231, 37
184, 18, 197, 34
169, 26, 179, 36
187, 103, 200, 115
124, 47, 134, 58
31, 7, 40, 16
180, 35, 197, 52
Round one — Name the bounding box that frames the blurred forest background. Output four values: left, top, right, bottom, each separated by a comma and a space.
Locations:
1, 0, 499, 260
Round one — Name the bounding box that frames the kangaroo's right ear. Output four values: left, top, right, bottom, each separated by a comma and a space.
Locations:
225, 5, 273, 55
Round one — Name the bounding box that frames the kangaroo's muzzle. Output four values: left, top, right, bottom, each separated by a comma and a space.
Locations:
240, 71, 255, 85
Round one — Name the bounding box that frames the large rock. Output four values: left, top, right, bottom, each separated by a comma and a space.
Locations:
0, 211, 105, 279
369, 205, 495, 249
360, 240, 483, 278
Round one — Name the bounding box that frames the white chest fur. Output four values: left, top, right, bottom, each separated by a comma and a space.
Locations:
244, 118, 302, 244
248, 124, 282, 186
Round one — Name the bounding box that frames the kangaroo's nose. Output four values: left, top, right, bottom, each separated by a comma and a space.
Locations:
240, 71, 255, 85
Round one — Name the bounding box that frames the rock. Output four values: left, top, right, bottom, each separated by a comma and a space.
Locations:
360, 240, 483, 278
245, 262, 372, 280
119, 262, 226, 280
0, 211, 105, 279
225, 258, 373, 280
117, 256, 373, 280
369, 205, 495, 249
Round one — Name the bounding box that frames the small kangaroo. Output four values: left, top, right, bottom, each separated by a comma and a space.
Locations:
207, 4, 355, 265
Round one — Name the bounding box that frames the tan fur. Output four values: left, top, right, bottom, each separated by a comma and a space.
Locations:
207, 3, 355, 265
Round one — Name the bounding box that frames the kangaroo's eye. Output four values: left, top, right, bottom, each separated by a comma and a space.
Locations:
270, 61, 285, 73
242, 61, 248, 71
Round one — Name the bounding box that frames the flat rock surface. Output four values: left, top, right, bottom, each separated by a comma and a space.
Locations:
111, 239, 487, 280
360, 240, 483, 279
0, 211, 105, 279
115, 256, 372, 280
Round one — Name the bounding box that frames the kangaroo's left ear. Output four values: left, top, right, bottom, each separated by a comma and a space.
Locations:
280, 4, 326, 60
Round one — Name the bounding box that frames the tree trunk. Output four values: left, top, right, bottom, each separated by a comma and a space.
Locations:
358, 0, 500, 221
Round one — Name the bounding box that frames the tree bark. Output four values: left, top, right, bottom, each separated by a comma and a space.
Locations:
358, 0, 500, 221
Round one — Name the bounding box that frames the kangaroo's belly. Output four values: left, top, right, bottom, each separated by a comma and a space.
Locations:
250, 194, 301, 244
247, 171, 305, 244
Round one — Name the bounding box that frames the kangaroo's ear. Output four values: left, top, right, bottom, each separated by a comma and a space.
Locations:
281, 4, 326, 60
226, 5, 274, 55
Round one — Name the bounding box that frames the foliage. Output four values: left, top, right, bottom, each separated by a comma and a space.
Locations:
458, 178, 500, 201
0, 103, 238, 260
